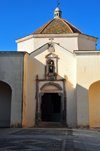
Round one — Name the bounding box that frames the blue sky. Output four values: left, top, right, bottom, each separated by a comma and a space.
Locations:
0, 0, 100, 51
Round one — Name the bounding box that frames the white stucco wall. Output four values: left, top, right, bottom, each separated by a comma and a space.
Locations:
33, 36, 78, 53
76, 51, 100, 127
0, 52, 25, 127
55, 44, 76, 127
17, 38, 34, 53
78, 37, 96, 50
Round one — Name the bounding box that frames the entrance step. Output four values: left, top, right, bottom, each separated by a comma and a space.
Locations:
34, 122, 67, 128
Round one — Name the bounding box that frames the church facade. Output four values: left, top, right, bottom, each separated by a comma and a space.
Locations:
0, 7, 100, 128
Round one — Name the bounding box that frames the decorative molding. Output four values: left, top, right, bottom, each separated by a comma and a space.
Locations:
38, 79, 65, 81
48, 43, 55, 53
45, 52, 58, 58
40, 82, 62, 90
39, 93, 44, 98
58, 93, 63, 97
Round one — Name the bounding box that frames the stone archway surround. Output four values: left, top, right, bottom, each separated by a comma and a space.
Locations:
37, 92, 64, 123
35, 75, 67, 125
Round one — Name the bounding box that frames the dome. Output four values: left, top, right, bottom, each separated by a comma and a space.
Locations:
32, 18, 83, 34
32, 7, 83, 35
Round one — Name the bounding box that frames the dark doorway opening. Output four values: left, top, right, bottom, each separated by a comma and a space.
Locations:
0, 81, 12, 127
41, 93, 61, 122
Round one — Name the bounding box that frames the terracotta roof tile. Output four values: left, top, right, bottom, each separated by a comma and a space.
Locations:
32, 18, 83, 34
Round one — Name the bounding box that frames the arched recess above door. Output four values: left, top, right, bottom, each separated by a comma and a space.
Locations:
40, 82, 62, 91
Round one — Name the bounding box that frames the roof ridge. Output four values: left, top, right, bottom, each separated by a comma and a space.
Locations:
39, 19, 54, 34
60, 18, 73, 33
63, 19, 83, 34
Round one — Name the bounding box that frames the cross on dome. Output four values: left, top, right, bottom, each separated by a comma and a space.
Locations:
54, 1, 62, 18
57, 0, 60, 7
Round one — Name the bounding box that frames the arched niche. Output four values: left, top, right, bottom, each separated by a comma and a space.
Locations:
0, 81, 12, 127
89, 81, 100, 128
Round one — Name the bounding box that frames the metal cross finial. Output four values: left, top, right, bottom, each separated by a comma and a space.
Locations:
57, 0, 60, 7
49, 37, 54, 43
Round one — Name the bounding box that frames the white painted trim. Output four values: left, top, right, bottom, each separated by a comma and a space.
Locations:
74, 50, 100, 54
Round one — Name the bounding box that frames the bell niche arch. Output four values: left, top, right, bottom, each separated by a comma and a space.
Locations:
45, 53, 59, 80
48, 60, 54, 74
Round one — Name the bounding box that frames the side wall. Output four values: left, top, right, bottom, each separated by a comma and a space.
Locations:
78, 37, 96, 50
0, 52, 25, 127
76, 52, 100, 127
17, 38, 34, 53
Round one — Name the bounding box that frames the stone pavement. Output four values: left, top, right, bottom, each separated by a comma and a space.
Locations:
0, 128, 100, 150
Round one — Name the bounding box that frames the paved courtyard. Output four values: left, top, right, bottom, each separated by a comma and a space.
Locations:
0, 128, 100, 150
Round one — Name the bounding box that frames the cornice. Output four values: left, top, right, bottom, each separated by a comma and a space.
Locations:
15, 33, 98, 43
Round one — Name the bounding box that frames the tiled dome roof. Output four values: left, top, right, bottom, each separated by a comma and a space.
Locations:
32, 18, 83, 34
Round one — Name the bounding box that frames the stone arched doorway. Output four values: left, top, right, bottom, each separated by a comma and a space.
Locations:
89, 81, 100, 128
0, 81, 12, 127
35, 80, 67, 124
